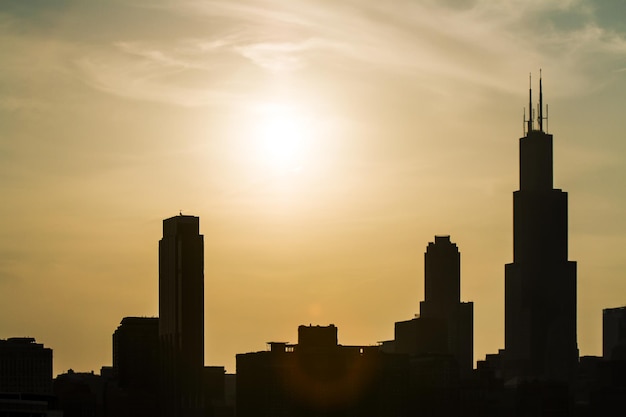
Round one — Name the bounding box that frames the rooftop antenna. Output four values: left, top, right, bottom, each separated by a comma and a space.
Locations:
526, 73, 533, 133
538, 69, 544, 132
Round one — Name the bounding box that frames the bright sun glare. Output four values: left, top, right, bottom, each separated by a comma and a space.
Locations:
255, 103, 313, 174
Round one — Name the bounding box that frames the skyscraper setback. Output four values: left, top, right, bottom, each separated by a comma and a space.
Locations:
392, 236, 473, 377
420, 236, 474, 376
159, 214, 205, 417
503, 76, 578, 382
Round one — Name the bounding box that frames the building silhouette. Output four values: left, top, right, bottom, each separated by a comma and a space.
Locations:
54, 370, 105, 417
572, 307, 626, 416
236, 324, 408, 417
376, 236, 474, 416
108, 317, 159, 417
503, 75, 578, 383
113, 317, 159, 390
159, 214, 205, 417
391, 236, 473, 376
603, 306, 626, 360
0, 338, 58, 416
0, 337, 52, 395
420, 236, 474, 377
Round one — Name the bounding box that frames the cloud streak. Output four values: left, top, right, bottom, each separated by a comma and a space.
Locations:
60, 0, 626, 107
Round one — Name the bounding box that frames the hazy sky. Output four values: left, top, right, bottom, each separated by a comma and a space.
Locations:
1, 0, 625, 376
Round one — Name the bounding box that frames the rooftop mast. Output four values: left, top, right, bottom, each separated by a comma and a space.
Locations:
527, 73, 533, 133
539, 69, 544, 132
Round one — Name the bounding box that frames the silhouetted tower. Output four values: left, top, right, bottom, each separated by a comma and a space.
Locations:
419, 236, 474, 376
504, 74, 578, 382
113, 317, 159, 391
113, 317, 159, 417
603, 306, 626, 360
159, 214, 205, 417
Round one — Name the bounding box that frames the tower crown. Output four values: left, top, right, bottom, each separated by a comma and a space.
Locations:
524, 70, 548, 135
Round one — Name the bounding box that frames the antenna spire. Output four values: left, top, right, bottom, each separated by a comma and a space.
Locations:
538, 69, 543, 132
527, 73, 533, 133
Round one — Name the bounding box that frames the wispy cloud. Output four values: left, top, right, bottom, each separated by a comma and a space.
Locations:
64, 0, 626, 105
235, 38, 343, 72
75, 40, 244, 107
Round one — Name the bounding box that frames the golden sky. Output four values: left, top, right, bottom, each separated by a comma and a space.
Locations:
1, 0, 625, 376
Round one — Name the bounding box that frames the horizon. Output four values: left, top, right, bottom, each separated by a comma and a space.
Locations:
1, 0, 626, 376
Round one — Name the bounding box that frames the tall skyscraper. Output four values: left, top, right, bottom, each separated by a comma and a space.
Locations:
159, 214, 205, 417
503, 76, 578, 382
419, 236, 474, 376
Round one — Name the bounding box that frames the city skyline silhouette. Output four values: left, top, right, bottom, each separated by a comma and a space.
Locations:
1, 1, 626, 381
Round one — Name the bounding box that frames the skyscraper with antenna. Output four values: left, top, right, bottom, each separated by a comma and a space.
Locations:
159, 214, 205, 417
504, 73, 578, 383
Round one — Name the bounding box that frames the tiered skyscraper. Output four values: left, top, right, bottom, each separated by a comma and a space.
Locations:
393, 236, 473, 377
420, 236, 474, 376
159, 215, 205, 417
503, 76, 578, 382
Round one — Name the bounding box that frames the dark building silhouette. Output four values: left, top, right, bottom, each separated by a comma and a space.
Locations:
201, 366, 231, 416
236, 325, 408, 417
503, 76, 578, 383
585, 307, 626, 416
573, 310, 626, 417
113, 317, 159, 390
381, 236, 473, 416
420, 236, 474, 377
109, 317, 159, 417
603, 306, 626, 360
0, 392, 59, 417
54, 370, 106, 417
393, 316, 448, 357
159, 214, 205, 417
0, 338, 52, 395
391, 237, 473, 375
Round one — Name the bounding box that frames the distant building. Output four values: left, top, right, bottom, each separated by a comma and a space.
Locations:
0, 337, 52, 394
584, 305, 626, 414
236, 324, 408, 417
54, 370, 105, 417
503, 76, 578, 383
419, 236, 474, 376
394, 316, 447, 357
379, 236, 473, 416
159, 214, 205, 417
391, 236, 473, 375
603, 306, 626, 360
109, 317, 159, 417
113, 317, 159, 390
202, 366, 232, 416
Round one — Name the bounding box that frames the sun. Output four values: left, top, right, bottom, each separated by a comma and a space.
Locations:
254, 103, 313, 174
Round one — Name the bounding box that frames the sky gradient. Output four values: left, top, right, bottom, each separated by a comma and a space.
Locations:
1, 0, 626, 376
